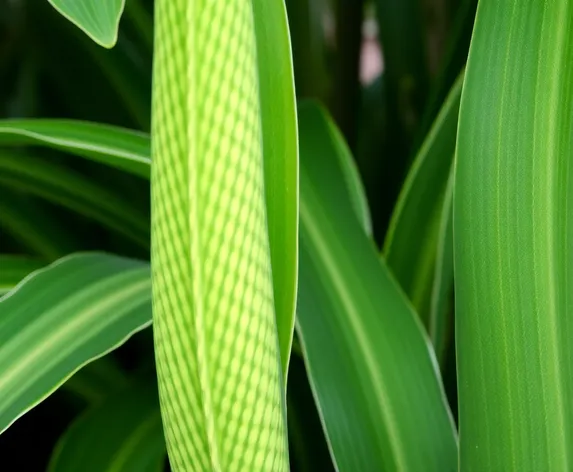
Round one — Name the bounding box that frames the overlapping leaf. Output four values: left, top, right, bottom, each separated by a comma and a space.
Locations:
384, 73, 462, 330
296, 102, 457, 471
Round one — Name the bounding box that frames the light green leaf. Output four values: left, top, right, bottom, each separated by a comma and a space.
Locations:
298, 101, 372, 237
48, 0, 126, 48
455, 2, 573, 470
0, 253, 151, 434
49, 380, 165, 472
0, 119, 150, 178
151, 0, 288, 470
252, 0, 299, 377
0, 150, 149, 247
384, 72, 462, 328
297, 102, 457, 471
0, 255, 43, 296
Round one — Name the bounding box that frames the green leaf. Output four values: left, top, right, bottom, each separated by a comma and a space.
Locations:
47, 0, 126, 48
151, 0, 288, 469
455, 2, 573, 470
0, 150, 149, 247
49, 380, 165, 472
252, 0, 299, 377
298, 101, 372, 237
384, 72, 462, 328
0, 119, 150, 178
428, 165, 454, 366
0, 253, 152, 434
297, 102, 457, 471
0, 255, 43, 296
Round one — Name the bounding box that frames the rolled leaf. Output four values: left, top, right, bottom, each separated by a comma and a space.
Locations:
151, 0, 288, 470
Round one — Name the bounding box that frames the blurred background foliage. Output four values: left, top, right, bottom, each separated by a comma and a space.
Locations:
0, 0, 476, 468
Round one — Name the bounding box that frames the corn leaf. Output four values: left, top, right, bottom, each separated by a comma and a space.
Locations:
49, 379, 165, 472
252, 0, 298, 376
47, 0, 125, 48
151, 0, 289, 469
297, 101, 457, 471
455, 2, 573, 470
0, 253, 152, 434
384, 72, 462, 328
0, 255, 43, 296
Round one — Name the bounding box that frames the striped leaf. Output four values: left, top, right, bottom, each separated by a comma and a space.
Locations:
151, 0, 290, 469
0, 253, 152, 434
455, 2, 573, 470
0, 119, 150, 178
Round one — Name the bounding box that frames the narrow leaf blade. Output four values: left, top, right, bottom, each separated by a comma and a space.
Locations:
297, 102, 457, 471
384, 72, 462, 327
0, 119, 150, 178
253, 0, 299, 377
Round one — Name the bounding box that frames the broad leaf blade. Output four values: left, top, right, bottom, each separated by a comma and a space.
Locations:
49, 380, 165, 472
297, 102, 457, 471
48, 0, 125, 48
151, 0, 288, 469
253, 0, 299, 377
0, 253, 152, 433
384, 72, 462, 328
455, 3, 573, 470
0, 119, 150, 178
0, 255, 43, 296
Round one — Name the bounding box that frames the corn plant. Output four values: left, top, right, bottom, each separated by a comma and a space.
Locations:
0, 0, 571, 471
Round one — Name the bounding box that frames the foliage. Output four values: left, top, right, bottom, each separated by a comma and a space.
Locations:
1, 0, 571, 471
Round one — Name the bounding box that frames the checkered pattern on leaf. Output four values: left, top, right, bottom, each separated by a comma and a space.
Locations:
151, 0, 288, 470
